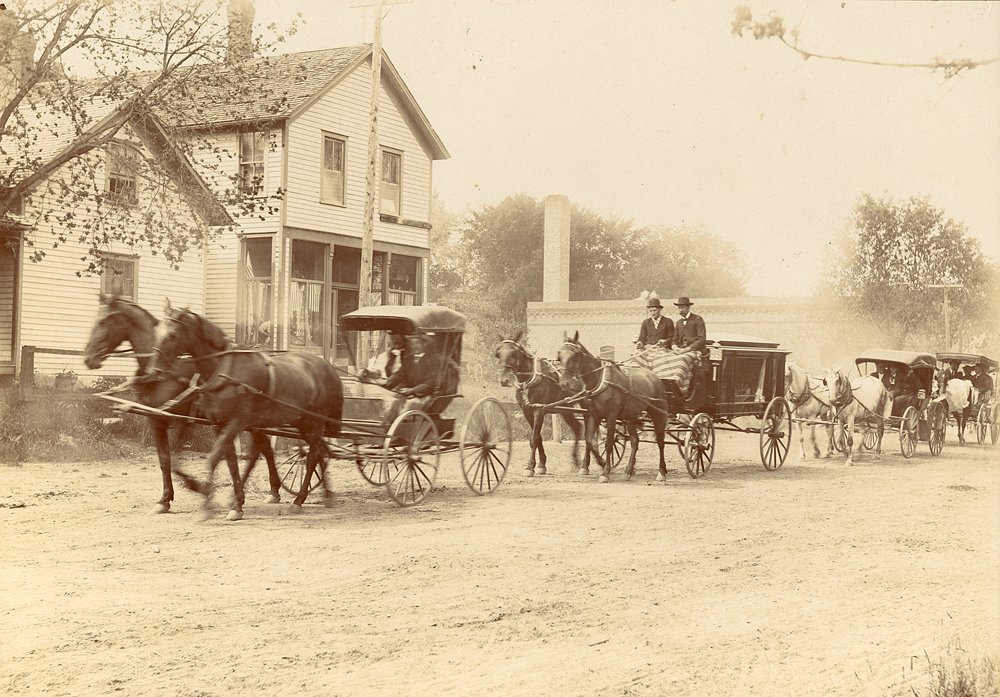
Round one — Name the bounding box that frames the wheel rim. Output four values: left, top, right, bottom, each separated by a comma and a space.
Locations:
992, 421, 999, 446
384, 411, 440, 507
357, 446, 393, 486
598, 424, 625, 469
899, 407, 917, 459
861, 428, 877, 451
460, 397, 512, 495
684, 413, 715, 478
760, 397, 790, 471
976, 406, 988, 444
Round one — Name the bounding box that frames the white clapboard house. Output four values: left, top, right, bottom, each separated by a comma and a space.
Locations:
1, 43, 449, 383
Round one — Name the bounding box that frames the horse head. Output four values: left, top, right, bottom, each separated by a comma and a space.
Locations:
785, 362, 810, 404
556, 331, 592, 392
154, 302, 228, 373
823, 367, 853, 409
495, 329, 529, 387
83, 294, 158, 370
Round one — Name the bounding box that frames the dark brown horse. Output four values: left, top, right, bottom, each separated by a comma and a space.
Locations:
83, 295, 279, 513
557, 332, 667, 483
496, 331, 583, 476
150, 304, 343, 519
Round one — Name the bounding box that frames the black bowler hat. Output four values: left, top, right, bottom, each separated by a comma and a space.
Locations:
674, 296, 693, 307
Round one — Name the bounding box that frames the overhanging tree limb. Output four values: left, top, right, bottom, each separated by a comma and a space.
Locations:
732, 5, 1000, 79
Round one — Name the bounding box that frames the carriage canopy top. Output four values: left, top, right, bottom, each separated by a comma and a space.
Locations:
340, 305, 467, 334
855, 348, 937, 370
935, 352, 999, 370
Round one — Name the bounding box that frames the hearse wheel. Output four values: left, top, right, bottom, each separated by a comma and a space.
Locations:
683, 413, 715, 479
760, 396, 791, 471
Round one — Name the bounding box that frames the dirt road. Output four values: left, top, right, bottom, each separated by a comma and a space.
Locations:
2, 433, 998, 696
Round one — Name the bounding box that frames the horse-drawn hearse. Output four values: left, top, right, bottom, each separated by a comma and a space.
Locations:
935, 351, 998, 445
853, 349, 946, 458
88, 298, 512, 514
537, 332, 792, 480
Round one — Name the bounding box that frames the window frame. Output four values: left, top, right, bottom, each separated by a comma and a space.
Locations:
379, 148, 402, 216
238, 237, 274, 347
100, 253, 138, 300
320, 132, 347, 206
238, 130, 268, 197
105, 142, 140, 207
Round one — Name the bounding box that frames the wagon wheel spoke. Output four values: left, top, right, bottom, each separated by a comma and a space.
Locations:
760, 397, 791, 471
460, 397, 513, 495
278, 445, 326, 496
683, 413, 714, 479
898, 406, 918, 459
383, 411, 440, 507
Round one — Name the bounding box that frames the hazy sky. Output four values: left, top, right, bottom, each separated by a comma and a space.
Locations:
260, 1, 999, 296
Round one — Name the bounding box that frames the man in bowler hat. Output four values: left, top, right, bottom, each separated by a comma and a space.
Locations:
672, 296, 707, 357
635, 295, 674, 351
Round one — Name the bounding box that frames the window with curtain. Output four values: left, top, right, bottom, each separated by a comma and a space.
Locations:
239, 131, 267, 196
289, 239, 326, 348
379, 149, 401, 215
240, 238, 272, 347
101, 254, 137, 300
321, 134, 346, 205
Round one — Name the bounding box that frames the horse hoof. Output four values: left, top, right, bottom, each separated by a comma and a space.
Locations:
523, 469, 535, 478
598, 475, 609, 483
536, 467, 547, 475
289, 504, 304, 515
152, 502, 170, 514
323, 495, 335, 508
578, 468, 590, 476
266, 494, 281, 504
226, 509, 244, 521
656, 473, 665, 482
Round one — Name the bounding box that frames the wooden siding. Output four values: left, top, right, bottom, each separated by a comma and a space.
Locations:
17, 152, 206, 380
0, 242, 14, 364
192, 131, 281, 334
283, 66, 432, 251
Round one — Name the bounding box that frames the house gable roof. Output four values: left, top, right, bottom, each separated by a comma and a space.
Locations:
171, 45, 449, 161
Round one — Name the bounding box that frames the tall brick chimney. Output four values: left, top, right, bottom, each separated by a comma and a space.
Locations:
226, 0, 255, 64
543, 194, 571, 302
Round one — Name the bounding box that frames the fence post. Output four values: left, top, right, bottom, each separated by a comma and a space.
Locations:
18, 345, 35, 400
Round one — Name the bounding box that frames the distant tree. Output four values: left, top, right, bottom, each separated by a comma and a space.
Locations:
622, 225, 748, 299
569, 205, 645, 300
830, 194, 998, 349
427, 191, 463, 301
731, 4, 1000, 79
0, 0, 297, 272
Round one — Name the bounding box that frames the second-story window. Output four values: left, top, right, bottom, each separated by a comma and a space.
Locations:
106, 143, 139, 206
239, 131, 266, 196
380, 149, 401, 216
321, 134, 346, 205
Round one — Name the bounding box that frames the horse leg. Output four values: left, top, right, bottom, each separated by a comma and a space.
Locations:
795, 420, 807, 460
203, 421, 247, 520
150, 417, 174, 514
843, 415, 855, 466
598, 412, 617, 483
579, 413, 595, 476
624, 421, 638, 480
241, 433, 280, 503
534, 412, 548, 475
564, 412, 583, 472
291, 432, 332, 511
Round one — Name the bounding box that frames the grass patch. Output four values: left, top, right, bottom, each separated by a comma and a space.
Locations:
891, 638, 999, 697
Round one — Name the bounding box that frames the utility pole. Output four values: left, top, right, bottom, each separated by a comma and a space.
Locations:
928, 283, 962, 350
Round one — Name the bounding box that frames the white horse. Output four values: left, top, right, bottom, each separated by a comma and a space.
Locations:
784, 362, 834, 460
823, 367, 890, 466
935, 373, 973, 444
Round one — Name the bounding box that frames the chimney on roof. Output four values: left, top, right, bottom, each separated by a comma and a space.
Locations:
1, 5, 37, 101
226, 0, 255, 64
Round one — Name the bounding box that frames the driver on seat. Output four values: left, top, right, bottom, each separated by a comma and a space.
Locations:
671, 296, 707, 359
382, 333, 444, 426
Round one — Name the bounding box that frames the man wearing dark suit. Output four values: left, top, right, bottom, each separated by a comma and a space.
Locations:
671, 296, 707, 357
635, 296, 674, 350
